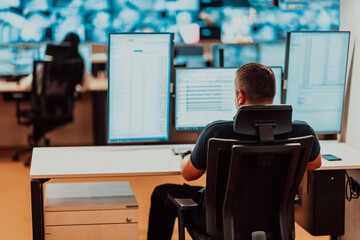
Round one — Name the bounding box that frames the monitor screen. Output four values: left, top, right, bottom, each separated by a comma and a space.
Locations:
0, 44, 46, 76
175, 66, 283, 130
259, 42, 286, 69
108, 33, 172, 142
211, 44, 258, 67
285, 31, 350, 133
174, 45, 205, 68
175, 68, 237, 130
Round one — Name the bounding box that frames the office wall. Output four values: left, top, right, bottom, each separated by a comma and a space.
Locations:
340, 0, 360, 150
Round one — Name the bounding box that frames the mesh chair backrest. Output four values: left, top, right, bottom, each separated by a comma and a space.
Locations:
32, 60, 84, 123
223, 144, 301, 240
205, 135, 314, 240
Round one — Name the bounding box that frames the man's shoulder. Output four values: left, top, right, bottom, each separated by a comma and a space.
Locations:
290, 120, 315, 137
203, 120, 234, 134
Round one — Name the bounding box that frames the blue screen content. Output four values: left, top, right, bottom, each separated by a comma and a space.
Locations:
108, 33, 171, 142
285, 32, 349, 133
0, 44, 46, 76
175, 66, 282, 130
211, 44, 258, 67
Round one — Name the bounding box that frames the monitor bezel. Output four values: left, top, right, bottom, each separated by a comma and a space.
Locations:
174, 67, 238, 131
284, 31, 351, 134
107, 32, 174, 143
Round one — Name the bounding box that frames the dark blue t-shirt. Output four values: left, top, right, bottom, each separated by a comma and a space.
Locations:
190, 120, 321, 170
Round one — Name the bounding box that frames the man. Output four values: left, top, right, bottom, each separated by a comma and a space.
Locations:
147, 63, 322, 240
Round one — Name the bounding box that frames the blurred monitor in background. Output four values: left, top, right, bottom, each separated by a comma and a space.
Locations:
211, 43, 258, 67
174, 44, 205, 68
0, 44, 46, 78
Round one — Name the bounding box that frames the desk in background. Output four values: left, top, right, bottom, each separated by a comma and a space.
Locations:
0, 77, 108, 146
29, 141, 360, 240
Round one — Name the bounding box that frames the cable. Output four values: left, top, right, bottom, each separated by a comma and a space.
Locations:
345, 171, 360, 201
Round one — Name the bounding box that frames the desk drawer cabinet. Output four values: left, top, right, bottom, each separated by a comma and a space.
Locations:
45, 181, 138, 240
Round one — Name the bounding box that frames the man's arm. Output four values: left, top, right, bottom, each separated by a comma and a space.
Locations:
180, 154, 205, 181
306, 153, 322, 171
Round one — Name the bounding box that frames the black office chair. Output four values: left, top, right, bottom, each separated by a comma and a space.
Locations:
168, 105, 314, 240
12, 60, 84, 166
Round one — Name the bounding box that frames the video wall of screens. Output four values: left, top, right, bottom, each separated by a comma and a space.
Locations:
285, 31, 350, 133
0, 0, 339, 44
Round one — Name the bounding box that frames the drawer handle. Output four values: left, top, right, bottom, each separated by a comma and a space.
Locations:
126, 217, 132, 223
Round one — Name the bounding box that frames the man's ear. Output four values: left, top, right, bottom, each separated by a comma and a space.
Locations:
236, 89, 246, 107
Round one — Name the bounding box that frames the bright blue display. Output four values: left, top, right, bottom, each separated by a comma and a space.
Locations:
175, 66, 282, 130
108, 33, 172, 142
285, 31, 349, 133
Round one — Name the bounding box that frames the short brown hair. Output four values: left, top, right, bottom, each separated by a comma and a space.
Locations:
235, 63, 276, 104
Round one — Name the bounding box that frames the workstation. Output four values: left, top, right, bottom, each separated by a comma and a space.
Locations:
1, 1, 360, 240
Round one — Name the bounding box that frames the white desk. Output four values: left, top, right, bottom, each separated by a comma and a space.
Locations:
0, 76, 108, 92
318, 141, 360, 170
29, 143, 193, 240
29, 141, 360, 240
30, 144, 193, 179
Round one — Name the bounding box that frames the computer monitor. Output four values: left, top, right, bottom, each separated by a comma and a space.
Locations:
0, 44, 46, 77
211, 43, 259, 67
285, 31, 350, 133
174, 45, 205, 68
175, 66, 282, 130
108, 33, 173, 142
259, 42, 286, 68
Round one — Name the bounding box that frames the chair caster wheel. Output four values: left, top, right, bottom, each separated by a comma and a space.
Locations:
12, 155, 19, 162
24, 159, 31, 167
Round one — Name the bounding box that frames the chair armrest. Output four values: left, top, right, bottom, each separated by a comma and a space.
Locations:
167, 193, 198, 211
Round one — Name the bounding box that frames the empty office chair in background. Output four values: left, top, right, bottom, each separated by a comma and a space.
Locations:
12, 60, 84, 166
168, 105, 314, 240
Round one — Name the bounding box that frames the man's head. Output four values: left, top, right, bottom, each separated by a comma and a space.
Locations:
235, 62, 276, 108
